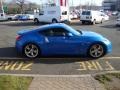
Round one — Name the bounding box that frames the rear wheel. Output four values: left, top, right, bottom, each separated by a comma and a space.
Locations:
8, 18, 12, 21
52, 19, 58, 23
23, 43, 40, 58
101, 18, 104, 24
82, 21, 85, 24
34, 18, 39, 24
92, 20, 96, 25
88, 44, 105, 58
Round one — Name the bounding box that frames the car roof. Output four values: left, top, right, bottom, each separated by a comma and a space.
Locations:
35, 23, 81, 36
37, 23, 67, 30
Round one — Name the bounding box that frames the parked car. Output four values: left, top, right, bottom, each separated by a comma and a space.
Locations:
116, 17, 120, 26
117, 13, 120, 18
15, 14, 29, 21
80, 10, 105, 25
101, 13, 109, 21
26, 14, 34, 20
16, 23, 112, 58
70, 13, 78, 19
7, 14, 19, 21
112, 11, 119, 16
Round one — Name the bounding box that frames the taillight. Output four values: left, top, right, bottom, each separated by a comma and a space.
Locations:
16, 35, 21, 40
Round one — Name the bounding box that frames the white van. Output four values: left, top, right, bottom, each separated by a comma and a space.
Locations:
80, 10, 104, 25
0, 13, 6, 21
34, 6, 69, 23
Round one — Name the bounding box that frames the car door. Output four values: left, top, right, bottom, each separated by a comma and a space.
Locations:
40, 27, 81, 55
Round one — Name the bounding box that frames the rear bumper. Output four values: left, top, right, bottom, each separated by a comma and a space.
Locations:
15, 41, 23, 54
80, 20, 93, 22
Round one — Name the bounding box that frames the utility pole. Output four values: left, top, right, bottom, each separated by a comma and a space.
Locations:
1, 0, 4, 14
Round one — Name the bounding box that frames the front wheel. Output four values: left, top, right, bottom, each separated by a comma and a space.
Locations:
52, 19, 58, 23
101, 19, 104, 24
88, 44, 105, 58
34, 18, 39, 24
23, 43, 40, 58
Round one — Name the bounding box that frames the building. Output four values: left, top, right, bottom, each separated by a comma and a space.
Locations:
116, 0, 120, 11
102, 0, 117, 11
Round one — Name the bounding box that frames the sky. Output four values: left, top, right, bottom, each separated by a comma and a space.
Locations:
6, 0, 104, 6
31, 0, 104, 6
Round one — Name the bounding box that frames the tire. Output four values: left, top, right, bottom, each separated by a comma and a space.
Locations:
34, 18, 39, 24
23, 43, 40, 58
92, 20, 96, 25
101, 19, 104, 24
88, 43, 105, 58
52, 19, 58, 23
8, 18, 12, 21
81, 21, 85, 25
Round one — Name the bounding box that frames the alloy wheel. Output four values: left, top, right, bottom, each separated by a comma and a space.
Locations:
89, 44, 104, 58
24, 44, 39, 58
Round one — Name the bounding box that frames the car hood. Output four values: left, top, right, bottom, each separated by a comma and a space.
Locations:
81, 31, 104, 39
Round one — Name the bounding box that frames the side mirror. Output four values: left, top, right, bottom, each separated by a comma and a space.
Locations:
67, 33, 73, 37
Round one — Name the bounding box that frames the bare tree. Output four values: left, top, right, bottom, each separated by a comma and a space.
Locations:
16, 0, 26, 13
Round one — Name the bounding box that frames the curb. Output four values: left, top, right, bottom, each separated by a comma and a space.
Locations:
91, 70, 120, 77
0, 73, 91, 77
0, 56, 120, 60
0, 71, 120, 77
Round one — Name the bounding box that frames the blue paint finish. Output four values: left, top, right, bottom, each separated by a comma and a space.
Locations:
15, 23, 112, 57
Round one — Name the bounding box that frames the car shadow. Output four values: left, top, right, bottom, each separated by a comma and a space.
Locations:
0, 21, 48, 27
0, 20, 93, 27
100, 24, 120, 29
0, 47, 19, 58
0, 47, 97, 64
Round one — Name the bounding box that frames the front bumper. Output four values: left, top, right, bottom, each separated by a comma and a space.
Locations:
103, 39, 112, 54
15, 41, 23, 54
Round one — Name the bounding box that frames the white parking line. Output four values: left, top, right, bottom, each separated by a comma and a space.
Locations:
2, 21, 24, 24
101, 57, 120, 60
0, 56, 120, 60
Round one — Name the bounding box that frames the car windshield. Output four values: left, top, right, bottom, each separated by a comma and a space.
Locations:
82, 11, 90, 15
64, 24, 81, 36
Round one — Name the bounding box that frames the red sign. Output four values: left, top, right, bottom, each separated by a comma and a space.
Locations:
60, 0, 67, 6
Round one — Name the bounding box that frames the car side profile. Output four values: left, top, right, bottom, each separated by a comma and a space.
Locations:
80, 10, 105, 25
15, 23, 112, 58
116, 17, 120, 26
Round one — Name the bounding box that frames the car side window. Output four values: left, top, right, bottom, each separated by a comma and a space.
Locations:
39, 11, 44, 15
52, 28, 68, 36
39, 28, 69, 37
39, 29, 53, 36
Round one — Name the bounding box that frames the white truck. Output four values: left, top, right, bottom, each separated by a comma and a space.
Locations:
34, 6, 69, 23
80, 10, 105, 25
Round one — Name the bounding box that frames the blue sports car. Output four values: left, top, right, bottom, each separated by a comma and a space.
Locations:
15, 23, 112, 58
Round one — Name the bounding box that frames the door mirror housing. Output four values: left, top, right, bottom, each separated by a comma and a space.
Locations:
67, 33, 73, 37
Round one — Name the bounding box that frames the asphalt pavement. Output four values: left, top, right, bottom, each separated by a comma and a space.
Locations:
0, 18, 120, 75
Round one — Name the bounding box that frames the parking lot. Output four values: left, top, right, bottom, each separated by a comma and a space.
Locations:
0, 17, 120, 75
